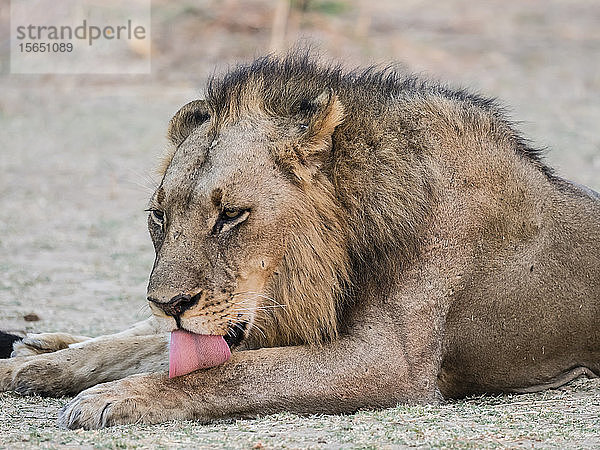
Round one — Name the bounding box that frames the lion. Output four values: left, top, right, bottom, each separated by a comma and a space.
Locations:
1, 53, 598, 430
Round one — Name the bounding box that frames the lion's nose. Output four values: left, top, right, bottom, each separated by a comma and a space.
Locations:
148, 293, 200, 318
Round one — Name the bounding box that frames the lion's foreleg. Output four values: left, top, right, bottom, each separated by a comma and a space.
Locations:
9, 317, 162, 358
59, 304, 447, 429
1, 333, 169, 396
59, 342, 407, 429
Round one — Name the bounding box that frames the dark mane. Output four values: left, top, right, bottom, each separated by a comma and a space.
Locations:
205, 51, 552, 177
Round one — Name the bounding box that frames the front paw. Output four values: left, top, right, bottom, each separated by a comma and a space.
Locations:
2, 357, 74, 396
11, 332, 90, 357
0, 358, 19, 392
59, 374, 190, 429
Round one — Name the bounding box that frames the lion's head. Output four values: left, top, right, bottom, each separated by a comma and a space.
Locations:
147, 57, 351, 351
147, 54, 436, 354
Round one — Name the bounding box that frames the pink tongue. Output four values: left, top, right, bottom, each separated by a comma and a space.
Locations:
169, 330, 231, 378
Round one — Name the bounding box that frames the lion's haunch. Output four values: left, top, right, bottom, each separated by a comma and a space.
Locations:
169, 331, 231, 378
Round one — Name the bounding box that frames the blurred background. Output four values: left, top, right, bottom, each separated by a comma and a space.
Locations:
0, 0, 599, 335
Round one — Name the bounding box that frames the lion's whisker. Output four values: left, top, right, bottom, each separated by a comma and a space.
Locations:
221, 312, 268, 341
247, 321, 267, 340
247, 293, 284, 306
233, 299, 286, 309
125, 167, 159, 193
232, 291, 284, 307
231, 304, 285, 311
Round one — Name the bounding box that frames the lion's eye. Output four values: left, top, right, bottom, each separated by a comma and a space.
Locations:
213, 208, 250, 235
152, 210, 165, 223
147, 209, 165, 228
224, 209, 242, 220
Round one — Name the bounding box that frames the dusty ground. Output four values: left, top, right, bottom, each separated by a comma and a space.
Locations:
0, 0, 599, 448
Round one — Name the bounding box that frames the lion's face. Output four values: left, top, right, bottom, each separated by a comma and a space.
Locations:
147, 90, 346, 348
146, 115, 298, 346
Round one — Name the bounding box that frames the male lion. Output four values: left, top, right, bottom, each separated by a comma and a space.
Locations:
1, 54, 599, 429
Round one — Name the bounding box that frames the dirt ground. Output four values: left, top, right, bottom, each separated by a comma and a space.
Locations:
0, 0, 599, 448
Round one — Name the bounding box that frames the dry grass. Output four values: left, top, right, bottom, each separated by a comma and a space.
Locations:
1, 378, 598, 448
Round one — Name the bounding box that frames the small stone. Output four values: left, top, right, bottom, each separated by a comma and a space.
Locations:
23, 313, 40, 322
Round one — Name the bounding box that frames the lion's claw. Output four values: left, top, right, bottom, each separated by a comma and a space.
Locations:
58, 386, 115, 429
59, 386, 143, 429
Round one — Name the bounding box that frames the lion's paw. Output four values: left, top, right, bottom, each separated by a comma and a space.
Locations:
11, 332, 90, 357
58, 375, 190, 429
0, 354, 82, 396
0, 358, 19, 392
9, 358, 74, 396
59, 383, 146, 429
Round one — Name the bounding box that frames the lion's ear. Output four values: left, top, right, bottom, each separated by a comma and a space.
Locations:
299, 88, 344, 164
167, 100, 210, 147
157, 100, 210, 176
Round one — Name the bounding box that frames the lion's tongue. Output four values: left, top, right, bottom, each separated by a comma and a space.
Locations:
169, 330, 231, 378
